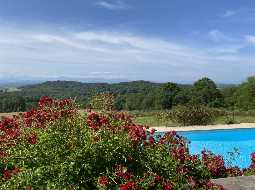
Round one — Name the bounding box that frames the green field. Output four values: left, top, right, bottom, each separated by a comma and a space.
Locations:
2, 110, 255, 127
133, 113, 255, 126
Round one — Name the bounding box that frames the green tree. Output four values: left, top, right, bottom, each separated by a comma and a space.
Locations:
193, 77, 224, 107
160, 82, 180, 109
125, 93, 144, 110
222, 86, 238, 109
231, 76, 255, 110
174, 87, 192, 105
141, 93, 156, 110
114, 95, 126, 110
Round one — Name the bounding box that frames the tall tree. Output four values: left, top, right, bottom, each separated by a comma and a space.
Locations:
231, 76, 255, 110
193, 77, 224, 107
160, 82, 180, 109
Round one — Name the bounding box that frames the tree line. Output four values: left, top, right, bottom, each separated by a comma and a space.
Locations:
1, 76, 255, 113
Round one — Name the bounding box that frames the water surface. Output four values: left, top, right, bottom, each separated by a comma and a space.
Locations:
157, 128, 255, 168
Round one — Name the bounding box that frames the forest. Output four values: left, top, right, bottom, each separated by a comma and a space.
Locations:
0, 76, 254, 113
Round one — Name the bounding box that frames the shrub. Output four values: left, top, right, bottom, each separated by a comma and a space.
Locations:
90, 92, 116, 111
0, 97, 228, 189
224, 117, 239, 125
169, 105, 218, 126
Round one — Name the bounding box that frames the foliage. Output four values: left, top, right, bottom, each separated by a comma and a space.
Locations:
0, 78, 226, 113
224, 113, 239, 125
90, 92, 116, 111
3, 76, 255, 113
0, 95, 27, 112
192, 78, 224, 108
229, 76, 255, 110
168, 105, 218, 126
160, 83, 181, 109
0, 97, 231, 190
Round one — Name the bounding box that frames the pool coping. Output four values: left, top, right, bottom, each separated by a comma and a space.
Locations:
150, 123, 255, 132
212, 175, 255, 190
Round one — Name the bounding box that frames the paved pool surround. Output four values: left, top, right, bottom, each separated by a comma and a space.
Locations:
150, 123, 255, 132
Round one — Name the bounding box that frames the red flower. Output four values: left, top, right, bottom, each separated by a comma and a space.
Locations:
59, 99, 72, 108
149, 136, 155, 144
172, 146, 187, 162
176, 166, 188, 175
187, 176, 196, 187
116, 172, 132, 180
0, 151, 7, 158
87, 112, 107, 130
119, 181, 137, 190
150, 129, 156, 135
0, 117, 20, 141
202, 150, 226, 178
251, 152, 255, 163
12, 166, 20, 174
27, 134, 38, 144
202, 181, 226, 190
98, 176, 109, 186
226, 167, 243, 177
3, 169, 12, 179
163, 181, 173, 190
155, 175, 161, 182
127, 124, 147, 146
165, 131, 176, 137
188, 155, 199, 163
38, 96, 54, 108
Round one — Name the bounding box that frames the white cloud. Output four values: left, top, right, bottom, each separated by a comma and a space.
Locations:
245, 35, 255, 44
0, 24, 254, 83
216, 8, 255, 24
208, 30, 233, 42
207, 30, 247, 53
95, 1, 129, 10
223, 10, 237, 18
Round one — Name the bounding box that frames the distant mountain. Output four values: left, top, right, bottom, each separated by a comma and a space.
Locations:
0, 75, 240, 88
0, 76, 43, 87
16, 80, 162, 98
217, 83, 237, 89
0, 76, 129, 87
0, 81, 40, 88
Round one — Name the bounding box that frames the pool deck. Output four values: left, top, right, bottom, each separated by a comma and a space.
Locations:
212, 175, 255, 190
150, 123, 255, 132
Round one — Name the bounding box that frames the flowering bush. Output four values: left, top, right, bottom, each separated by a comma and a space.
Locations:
0, 96, 253, 189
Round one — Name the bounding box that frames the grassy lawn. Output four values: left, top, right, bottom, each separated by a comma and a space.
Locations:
134, 114, 255, 127
2, 110, 255, 127
0, 110, 86, 118
134, 115, 176, 127
0, 112, 21, 118
215, 115, 255, 124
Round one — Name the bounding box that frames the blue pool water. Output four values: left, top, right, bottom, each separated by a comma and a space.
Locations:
157, 128, 255, 169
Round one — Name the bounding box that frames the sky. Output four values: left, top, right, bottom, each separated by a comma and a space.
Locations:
0, 0, 255, 83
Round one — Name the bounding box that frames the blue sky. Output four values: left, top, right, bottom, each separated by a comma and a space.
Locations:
0, 0, 255, 83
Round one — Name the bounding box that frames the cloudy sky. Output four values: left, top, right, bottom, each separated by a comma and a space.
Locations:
0, 0, 255, 83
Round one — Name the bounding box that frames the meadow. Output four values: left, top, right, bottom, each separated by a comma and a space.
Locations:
132, 110, 255, 127
2, 110, 255, 127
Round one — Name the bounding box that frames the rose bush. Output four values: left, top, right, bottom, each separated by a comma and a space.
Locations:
0, 97, 253, 189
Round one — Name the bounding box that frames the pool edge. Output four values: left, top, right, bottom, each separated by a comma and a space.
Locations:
150, 123, 255, 132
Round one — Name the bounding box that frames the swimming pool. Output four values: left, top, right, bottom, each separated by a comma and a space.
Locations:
157, 128, 255, 169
